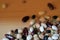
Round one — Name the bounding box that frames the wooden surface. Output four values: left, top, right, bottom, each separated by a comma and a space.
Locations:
0, 0, 60, 17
